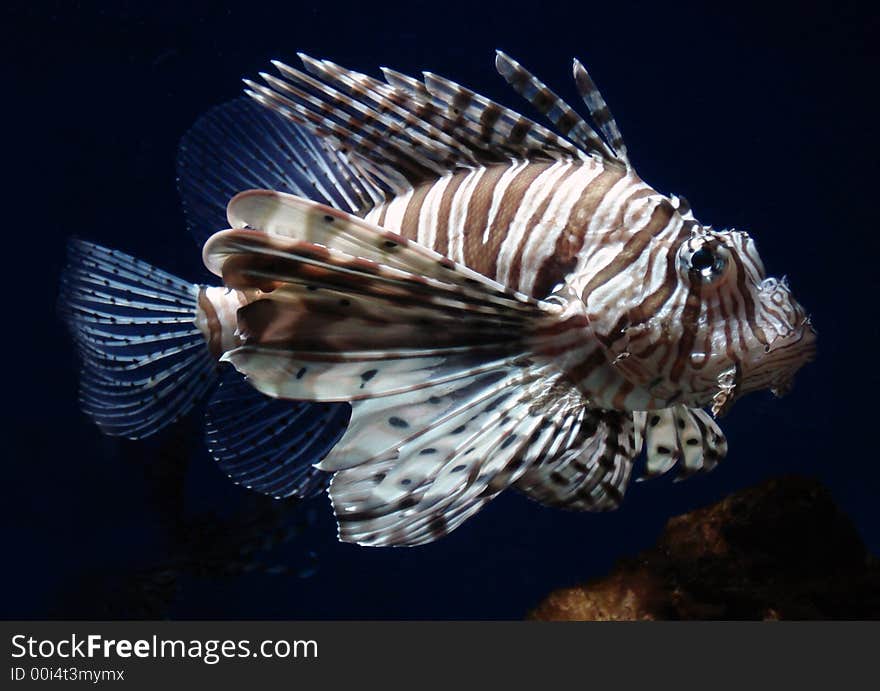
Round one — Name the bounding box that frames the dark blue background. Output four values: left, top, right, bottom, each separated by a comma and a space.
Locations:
4, 0, 877, 619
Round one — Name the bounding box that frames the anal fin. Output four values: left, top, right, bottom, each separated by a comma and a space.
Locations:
205, 370, 350, 499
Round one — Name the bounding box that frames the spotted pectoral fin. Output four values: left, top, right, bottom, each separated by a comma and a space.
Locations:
635, 405, 727, 480
222, 345, 525, 403
203, 213, 560, 403
205, 369, 350, 499
217, 190, 552, 314
514, 408, 637, 512
205, 224, 544, 320
324, 364, 583, 546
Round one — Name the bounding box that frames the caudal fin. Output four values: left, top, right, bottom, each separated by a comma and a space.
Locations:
59, 240, 218, 439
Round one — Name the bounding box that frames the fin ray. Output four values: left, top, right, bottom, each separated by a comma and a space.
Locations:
515, 408, 637, 512
178, 98, 382, 246
326, 363, 573, 546
245, 54, 587, 192
494, 51, 617, 161
215, 190, 553, 312
60, 240, 218, 439
573, 58, 629, 164
205, 371, 350, 499
637, 405, 728, 480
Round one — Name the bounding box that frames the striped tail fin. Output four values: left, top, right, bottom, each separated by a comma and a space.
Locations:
59, 240, 218, 439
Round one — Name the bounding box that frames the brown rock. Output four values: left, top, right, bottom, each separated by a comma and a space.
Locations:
529, 476, 880, 620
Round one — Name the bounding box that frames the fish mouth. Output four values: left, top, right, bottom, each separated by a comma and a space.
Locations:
753, 316, 817, 398
701, 315, 816, 416
771, 320, 817, 396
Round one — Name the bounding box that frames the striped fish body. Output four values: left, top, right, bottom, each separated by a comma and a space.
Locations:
357, 150, 816, 414
364, 159, 633, 299
361, 159, 674, 411
60, 52, 817, 547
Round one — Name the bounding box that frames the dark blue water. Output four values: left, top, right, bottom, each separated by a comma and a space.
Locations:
4, 1, 877, 619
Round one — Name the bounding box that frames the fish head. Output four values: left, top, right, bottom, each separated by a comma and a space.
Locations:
593, 223, 816, 412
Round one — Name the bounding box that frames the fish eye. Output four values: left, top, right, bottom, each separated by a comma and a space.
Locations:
685, 244, 727, 280
691, 248, 715, 272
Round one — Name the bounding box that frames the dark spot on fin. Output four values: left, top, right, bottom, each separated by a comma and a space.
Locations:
360, 369, 378, 389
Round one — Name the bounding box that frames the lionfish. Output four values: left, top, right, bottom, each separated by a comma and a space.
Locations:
60, 52, 816, 546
